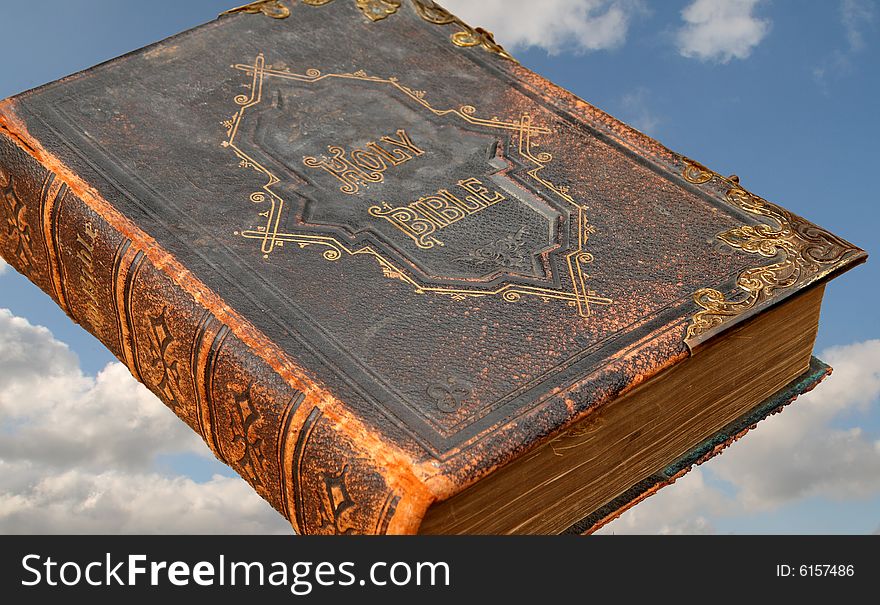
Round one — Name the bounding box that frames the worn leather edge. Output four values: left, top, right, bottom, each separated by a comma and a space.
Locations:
0, 101, 443, 534
568, 355, 832, 535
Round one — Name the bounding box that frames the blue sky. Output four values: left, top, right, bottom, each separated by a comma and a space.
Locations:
0, 0, 877, 534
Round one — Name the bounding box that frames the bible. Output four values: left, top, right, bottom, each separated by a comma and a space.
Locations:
0, 0, 866, 534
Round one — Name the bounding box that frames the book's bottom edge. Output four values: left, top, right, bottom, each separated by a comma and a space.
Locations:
566, 355, 832, 535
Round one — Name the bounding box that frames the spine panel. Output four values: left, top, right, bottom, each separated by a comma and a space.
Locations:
0, 129, 408, 534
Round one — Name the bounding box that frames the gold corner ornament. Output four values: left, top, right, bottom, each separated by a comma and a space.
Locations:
681, 157, 861, 344
221, 0, 516, 62
222, 0, 292, 19
409, 1, 516, 62
356, 0, 402, 22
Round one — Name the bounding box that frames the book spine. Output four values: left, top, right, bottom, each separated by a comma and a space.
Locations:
0, 116, 428, 534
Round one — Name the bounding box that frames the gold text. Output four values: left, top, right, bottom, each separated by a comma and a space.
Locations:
303, 128, 424, 195
369, 177, 506, 249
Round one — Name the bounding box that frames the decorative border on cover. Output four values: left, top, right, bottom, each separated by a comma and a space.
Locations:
680, 157, 864, 348
223, 53, 611, 318
221, 0, 516, 62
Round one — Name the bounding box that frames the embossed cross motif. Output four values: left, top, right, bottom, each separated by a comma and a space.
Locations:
0, 170, 35, 275
230, 383, 269, 488
147, 306, 184, 411
316, 466, 356, 534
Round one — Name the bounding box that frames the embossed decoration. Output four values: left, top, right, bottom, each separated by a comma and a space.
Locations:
0, 169, 36, 274
287, 406, 400, 534
229, 383, 269, 488
457, 226, 530, 270
426, 376, 473, 413
315, 465, 357, 534
223, 54, 612, 317
146, 306, 184, 411
681, 158, 862, 343
221, 0, 292, 19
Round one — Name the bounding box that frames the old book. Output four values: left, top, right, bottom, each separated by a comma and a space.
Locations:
0, 1, 866, 534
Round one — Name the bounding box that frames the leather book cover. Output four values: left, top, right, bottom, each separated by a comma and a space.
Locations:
0, 1, 867, 534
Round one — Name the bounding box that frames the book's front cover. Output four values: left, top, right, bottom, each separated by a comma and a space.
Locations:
0, 1, 866, 532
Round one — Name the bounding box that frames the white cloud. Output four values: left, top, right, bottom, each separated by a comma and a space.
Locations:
0, 467, 284, 534
597, 469, 729, 535
676, 0, 771, 63
0, 257, 8, 276
600, 339, 880, 534
708, 340, 880, 509
0, 308, 291, 534
439, 0, 645, 54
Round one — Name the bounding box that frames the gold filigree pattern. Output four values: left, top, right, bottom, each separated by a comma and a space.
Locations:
681, 158, 862, 344
221, 0, 516, 61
